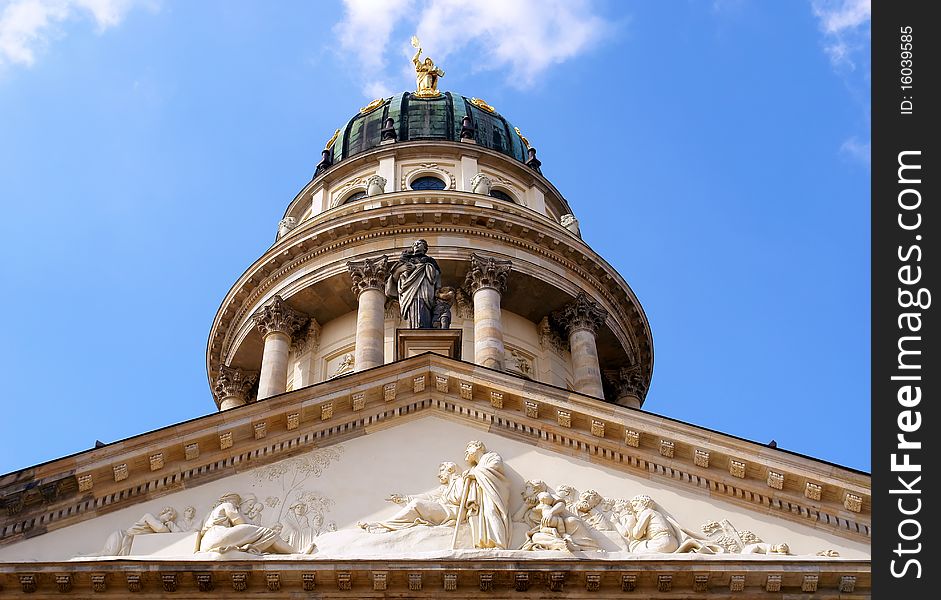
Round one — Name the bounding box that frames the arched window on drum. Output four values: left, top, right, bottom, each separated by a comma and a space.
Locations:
410, 176, 446, 191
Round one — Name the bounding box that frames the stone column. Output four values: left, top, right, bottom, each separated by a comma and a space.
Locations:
556, 292, 608, 399
464, 253, 512, 370
252, 295, 308, 399
213, 365, 258, 410
348, 256, 390, 371
609, 365, 644, 409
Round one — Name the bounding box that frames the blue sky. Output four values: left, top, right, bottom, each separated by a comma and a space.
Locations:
0, 0, 871, 474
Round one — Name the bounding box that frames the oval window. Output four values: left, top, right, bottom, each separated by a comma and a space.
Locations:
410, 176, 446, 191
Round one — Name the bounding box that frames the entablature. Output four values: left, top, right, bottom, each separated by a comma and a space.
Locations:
0, 355, 869, 551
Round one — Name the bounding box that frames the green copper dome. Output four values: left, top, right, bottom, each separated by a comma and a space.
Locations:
328, 92, 528, 165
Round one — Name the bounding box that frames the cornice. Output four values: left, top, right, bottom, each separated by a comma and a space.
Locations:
282, 139, 576, 222
0, 559, 870, 596
0, 355, 869, 550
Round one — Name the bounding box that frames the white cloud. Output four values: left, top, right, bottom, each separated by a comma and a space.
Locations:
840, 136, 870, 165
0, 0, 139, 68
811, 0, 870, 70
336, 0, 610, 97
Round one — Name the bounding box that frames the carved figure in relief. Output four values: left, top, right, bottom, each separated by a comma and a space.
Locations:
359, 461, 463, 532
508, 349, 533, 378
331, 353, 355, 378
432, 286, 455, 329
239, 494, 265, 525
518, 491, 604, 552
366, 174, 387, 197
470, 172, 492, 195
196, 492, 314, 555
97, 507, 181, 556
573, 489, 614, 531
277, 217, 297, 239
555, 484, 578, 510
512, 479, 548, 526
741, 542, 791, 555
615, 495, 678, 553
386, 239, 442, 329
615, 495, 721, 554
453, 441, 511, 549
411, 36, 444, 97
280, 502, 316, 551
560, 213, 581, 237
178, 506, 198, 532
520, 492, 571, 551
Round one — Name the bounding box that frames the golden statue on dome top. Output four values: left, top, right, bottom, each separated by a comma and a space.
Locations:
411, 36, 444, 98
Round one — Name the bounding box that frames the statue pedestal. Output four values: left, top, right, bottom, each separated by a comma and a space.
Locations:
396, 329, 462, 361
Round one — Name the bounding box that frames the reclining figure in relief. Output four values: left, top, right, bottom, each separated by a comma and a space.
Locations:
358, 461, 463, 532
195, 492, 315, 555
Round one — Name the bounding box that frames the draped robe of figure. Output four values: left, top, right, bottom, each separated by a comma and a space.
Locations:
386, 254, 441, 328
196, 501, 285, 554
371, 476, 464, 531
463, 451, 511, 549
280, 511, 315, 551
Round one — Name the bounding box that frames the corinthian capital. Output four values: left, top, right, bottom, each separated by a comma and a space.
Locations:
347, 255, 389, 298
213, 365, 257, 402
252, 295, 309, 338
606, 364, 646, 400
464, 253, 512, 295
556, 292, 608, 335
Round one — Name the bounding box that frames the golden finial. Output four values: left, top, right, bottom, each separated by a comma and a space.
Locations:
324, 128, 340, 150
514, 127, 531, 150
360, 98, 385, 115
469, 97, 495, 113
411, 35, 444, 98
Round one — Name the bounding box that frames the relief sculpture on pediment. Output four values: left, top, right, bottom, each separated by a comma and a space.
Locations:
78, 439, 851, 561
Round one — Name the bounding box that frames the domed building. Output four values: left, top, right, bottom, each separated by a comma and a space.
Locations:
0, 52, 869, 597
206, 88, 651, 412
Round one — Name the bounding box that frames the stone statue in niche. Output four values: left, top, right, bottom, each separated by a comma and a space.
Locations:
432, 286, 455, 329
452, 440, 511, 549
97, 506, 182, 556
386, 239, 442, 329
196, 492, 314, 555
470, 172, 492, 195
358, 461, 463, 532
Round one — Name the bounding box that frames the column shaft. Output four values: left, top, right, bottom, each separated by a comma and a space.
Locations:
355, 287, 386, 370
219, 395, 246, 411
473, 287, 505, 370
257, 331, 291, 399
569, 327, 604, 398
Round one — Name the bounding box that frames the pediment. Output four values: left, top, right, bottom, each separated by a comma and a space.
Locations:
0, 354, 869, 565
0, 416, 867, 563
